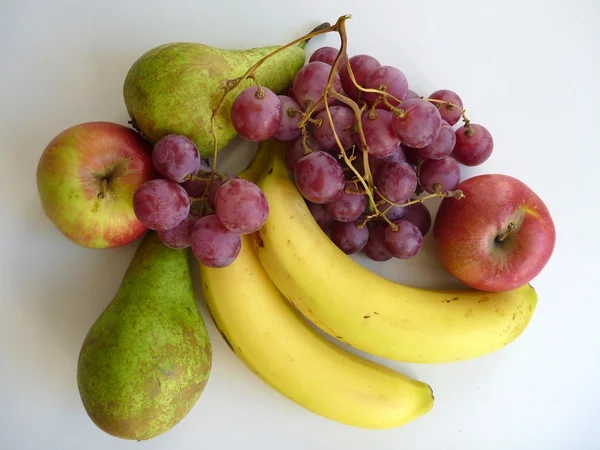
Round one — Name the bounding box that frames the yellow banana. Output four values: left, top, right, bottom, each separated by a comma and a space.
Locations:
198, 145, 434, 429
253, 140, 538, 364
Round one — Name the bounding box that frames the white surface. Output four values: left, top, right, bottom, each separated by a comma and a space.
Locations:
1, 0, 599, 448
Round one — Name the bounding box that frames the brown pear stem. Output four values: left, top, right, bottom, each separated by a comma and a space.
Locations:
97, 178, 108, 199
497, 222, 516, 242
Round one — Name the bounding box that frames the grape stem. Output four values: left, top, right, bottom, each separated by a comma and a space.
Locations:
425, 98, 473, 134
374, 187, 465, 208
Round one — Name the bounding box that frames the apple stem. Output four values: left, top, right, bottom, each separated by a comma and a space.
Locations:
97, 178, 108, 199
497, 222, 516, 242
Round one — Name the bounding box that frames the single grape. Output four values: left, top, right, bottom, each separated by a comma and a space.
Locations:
191, 215, 241, 268
286, 136, 323, 173
152, 134, 201, 183
293, 61, 341, 112
406, 90, 420, 100
369, 146, 406, 175
378, 200, 406, 222
133, 179, 190, 231
307, 201, 334, 232
375, 160, 418, 203
409, 120, 456, 160
272, 95, 303, 141
391, 99, 442, 148
428, 89, 463, 126
313, 106, 355, 150
452, 124, 494, 166
402, 202, 431, 237
361, 109, 400, 158
362, 66, 408, 106
331, 221, 369, 254
419, 157, 461, 193
362, 223, 392, 262
294, 151, 344, 203
309, 47, 346, 69
231, 86, 282, 141
214, 179, 269, 234
384, 220, 423, 259
339, 54, 381, 101
326, 191, 366, 223
157, 214, 200, 249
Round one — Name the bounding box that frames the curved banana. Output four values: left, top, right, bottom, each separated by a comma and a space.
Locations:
253, 140, 538, 364
198, 146, 434, 429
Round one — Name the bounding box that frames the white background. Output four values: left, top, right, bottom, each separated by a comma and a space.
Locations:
1, 0, 599, 449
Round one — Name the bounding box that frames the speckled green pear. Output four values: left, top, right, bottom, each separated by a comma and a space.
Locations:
123, 41, 306, 158
77, 231, 212, 440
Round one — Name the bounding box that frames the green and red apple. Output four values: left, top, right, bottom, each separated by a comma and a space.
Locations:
433, 174, 555, 292
36, 121, 156, 248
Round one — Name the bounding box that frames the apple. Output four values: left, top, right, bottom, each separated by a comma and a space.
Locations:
36, 121, 156, 248
433, 174, 555, 292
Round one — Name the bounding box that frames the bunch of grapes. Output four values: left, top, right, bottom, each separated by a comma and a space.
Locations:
229, 46, 493, 262
132, 134, 269, 268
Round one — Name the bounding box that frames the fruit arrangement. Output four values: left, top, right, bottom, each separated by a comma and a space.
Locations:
35, 14, 556, 441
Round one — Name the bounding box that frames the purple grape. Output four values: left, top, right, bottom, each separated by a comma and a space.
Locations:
452, 124, 494, 166
293, 62, 341, 112
391, 99, 442, 148
406, 90, 420, 100
309, 47, 346, 69
419, 157, 461, 193
369, 146, 406, 175
428, 89, 463, 126
133, 179, 190, 231
331, 221, 369, 254
384, 220, 423, 259
378, 200, 406, 222
339, 55, 381, 101
408, 120, 456, 161
383, 76, 410, 109
362, 66, 408, 106
231, 86, 282, 141
362, 224, 392, 262
286, 136, 323, 173
215, 179, 269, 234
157, 214, 200, 249
326, 191, 366, 223
361, 109, 400, 158
271, 95, 303, 141
152, 134, 201, 183
375, 160, 418, 203
295, 151, 344, 203
313, 106, 355, 150
191, 215, 241, 268
307, 201, 334, 232
402, 202, 431, 237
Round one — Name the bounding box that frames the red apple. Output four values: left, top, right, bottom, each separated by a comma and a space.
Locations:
433, 174, 555, 292
36, 121, 156, 248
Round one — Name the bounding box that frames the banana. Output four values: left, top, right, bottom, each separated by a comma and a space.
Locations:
253, 140, 538, 364
198, 146, 434, 429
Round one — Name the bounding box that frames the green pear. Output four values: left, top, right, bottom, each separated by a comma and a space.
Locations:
123, 41, 306, 158
77, 231, 212, 440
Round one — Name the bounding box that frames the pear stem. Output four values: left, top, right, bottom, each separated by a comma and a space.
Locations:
97, 178, 108, 199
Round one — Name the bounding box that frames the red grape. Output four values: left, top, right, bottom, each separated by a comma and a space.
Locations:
231, 86, 282, 141
391, 99, 442, 148
152, 134, 201, 183
428, 89, 463, 126
339, 54, 381, 101
331, 221, 369, 254
406, 90, 420, 100
272, 95, 303, 141
375, 160, 418, 203
384, 220, 423, 259
157, 214, 200, 249
362, 66, 408, 106
307, 201, 334, 232
369, 146, 406, 175
191, 215, 241, 268
313, 105, 355, 150
408, 120, 456, 160
361, 109, 400, 158
309, 47, 346, 69
419, 157, 460, 193
215, 179, 269, 234
286, 136, 323, 173
294, 151, 344, 203
293, 61, 341, 112
326, 191, 366, 223
402, 202, 431, 237
452, 124, 494, 166
378, 200, 406, 222
362, 224, 392, 262
133, 179, 190, 231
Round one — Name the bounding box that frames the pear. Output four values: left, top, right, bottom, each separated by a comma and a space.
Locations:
77, 231, 212, 440
123, 41, 306, 158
